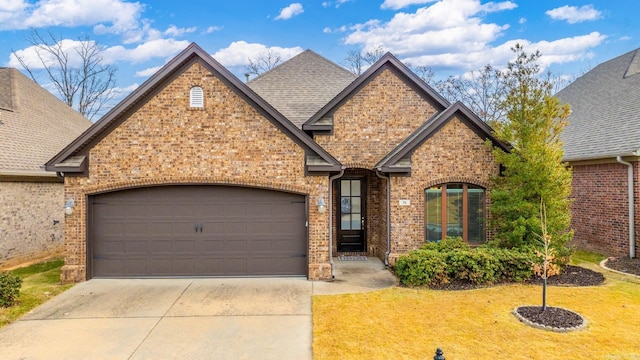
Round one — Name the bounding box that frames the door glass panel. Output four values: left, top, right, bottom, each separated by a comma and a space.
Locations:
341, 180, 350, 196
351, 197, 361, 213
340, 197, 351, 214
351, 215, 361, 230
341, 214, 351, 230
446, 185, 463, 238
425, 186, 442, 242
351, 180, 361, 196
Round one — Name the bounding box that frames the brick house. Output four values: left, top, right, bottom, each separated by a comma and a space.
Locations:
557, 48, 640, 259
46, 43, 507, 282
0, 68, 91, 268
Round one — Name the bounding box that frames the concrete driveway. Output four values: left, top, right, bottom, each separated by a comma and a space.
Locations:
0, 258, 397, 360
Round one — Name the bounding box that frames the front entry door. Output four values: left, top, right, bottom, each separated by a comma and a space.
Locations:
338, 179, 365, 252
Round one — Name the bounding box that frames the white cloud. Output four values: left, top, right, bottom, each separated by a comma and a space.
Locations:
381, 0, 436, 10
135, 66, 162, 77
8, 38, 92, 68
1, 0, 144, 33
519, 17, 526, 24
275, 3, 303, 20
164, 25, 197, 37
322, 0, 353, 8
204, 25, 223, 34
102, 38, 191, 64
345, 0, 515, 57
546, 5, 602, 24
401, 32, 606, 71
211, 41, 303, 67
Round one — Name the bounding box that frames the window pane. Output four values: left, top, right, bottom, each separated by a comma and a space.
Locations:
341, 214, 351, 230
425, 186, 442, 242
446, 185, 463, 238
351, 215, 361, 230
340, 197, 351, 213
351, 180, 361, 196
467, 186, 485, 243
351, 197, 361, 213
341, 180, 350, 196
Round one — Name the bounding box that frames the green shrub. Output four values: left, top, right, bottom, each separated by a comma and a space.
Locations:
0, 271, 22, 307
395, 249, 448, 287
395, 240, 535, 287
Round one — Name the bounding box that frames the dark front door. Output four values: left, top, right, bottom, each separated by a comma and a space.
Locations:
338, 179, 365, 252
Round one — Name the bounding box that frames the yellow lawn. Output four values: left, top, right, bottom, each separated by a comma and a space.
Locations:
313, 263, 640, 359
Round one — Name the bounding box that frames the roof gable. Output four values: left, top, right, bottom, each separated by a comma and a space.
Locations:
0, 68, 90, 177
45, 43, 341, 174
303, 52, 450, 132
247, 50, 356, 128
376, 101, 508, 173
557, 47, 640, 161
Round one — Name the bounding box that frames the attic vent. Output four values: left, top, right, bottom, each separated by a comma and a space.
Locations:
190, 86, 204, 108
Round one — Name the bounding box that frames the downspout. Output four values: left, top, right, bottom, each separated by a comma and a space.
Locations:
616, 156, 635, 258
328, 167, 345, 278
375, 169, 391, 268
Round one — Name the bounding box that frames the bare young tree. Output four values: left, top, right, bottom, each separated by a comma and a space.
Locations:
343, 46, 386, 75
438, 64, 507, 123
245, 49, 283, 77
12, 30, 117, 120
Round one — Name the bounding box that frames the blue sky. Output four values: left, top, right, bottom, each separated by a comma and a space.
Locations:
1, 0, 638, 113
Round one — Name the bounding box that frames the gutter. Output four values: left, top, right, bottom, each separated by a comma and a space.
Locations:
616, 156, 636, 258
328, 167, 345, 278
375, 169, 391, 268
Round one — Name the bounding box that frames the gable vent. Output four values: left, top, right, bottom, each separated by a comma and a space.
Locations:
190, 86, 204, 108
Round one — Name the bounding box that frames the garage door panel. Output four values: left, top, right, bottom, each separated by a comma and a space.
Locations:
91, 186, 307, 277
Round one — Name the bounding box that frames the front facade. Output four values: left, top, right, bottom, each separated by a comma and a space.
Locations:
0, 68, 90, 268
47, 43, 504, 282
557, 48, 640, 259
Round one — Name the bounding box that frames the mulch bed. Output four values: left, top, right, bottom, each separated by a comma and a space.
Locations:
514, 306, 585, 331
427, 265, 605, 330
604, 257, 640, 276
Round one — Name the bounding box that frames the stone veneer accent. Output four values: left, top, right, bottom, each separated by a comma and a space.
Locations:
0, 180, 65, 268
570, 161, 640, 258
61, 62, 331, 282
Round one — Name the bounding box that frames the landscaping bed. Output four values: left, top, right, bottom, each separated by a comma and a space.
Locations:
605, 257, 640, 276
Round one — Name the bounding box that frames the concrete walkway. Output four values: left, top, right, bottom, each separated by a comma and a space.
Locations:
0, 257, 396, 360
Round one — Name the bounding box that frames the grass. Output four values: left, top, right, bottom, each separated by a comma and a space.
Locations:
0, 258, 73, 328
313, 250, 640, 359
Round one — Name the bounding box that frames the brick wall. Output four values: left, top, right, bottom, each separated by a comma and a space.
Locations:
315, 68, 438, 169
62, 61, 331, 282
0, 180, 65, 268
570, 161, 640, 257
388, 116, 500, 264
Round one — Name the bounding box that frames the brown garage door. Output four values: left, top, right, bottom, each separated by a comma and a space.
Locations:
90, 186, 307, 277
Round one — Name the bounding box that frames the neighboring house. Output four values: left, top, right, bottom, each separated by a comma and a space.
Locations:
0, 68, 91, 268
557, 48, 640, 259
46, 43, 507, 282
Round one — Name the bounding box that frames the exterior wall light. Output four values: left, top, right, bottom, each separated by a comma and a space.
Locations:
64, 198, 75, 216
317, 197, 326, 214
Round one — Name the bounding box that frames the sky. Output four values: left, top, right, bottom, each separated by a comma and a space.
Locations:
0, 0, 638, 118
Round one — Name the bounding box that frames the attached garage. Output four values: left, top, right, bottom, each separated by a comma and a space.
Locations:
89, 186, 308, 278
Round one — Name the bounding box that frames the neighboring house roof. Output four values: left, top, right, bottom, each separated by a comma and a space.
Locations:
303, 52, 450, 132
45, 43, 342, 174
0, 68, 90, 178
377, 101, 509, 173
247, 50, 356, 128
557, 48, 640, 162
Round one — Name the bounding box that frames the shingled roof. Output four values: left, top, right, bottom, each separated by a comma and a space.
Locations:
0, 68, 90, 178
247, 50, 356, 128
557, 48, 640, 162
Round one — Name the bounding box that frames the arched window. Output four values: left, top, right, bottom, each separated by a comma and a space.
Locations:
190, 86, 204, 108
425, 183, 485, 244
